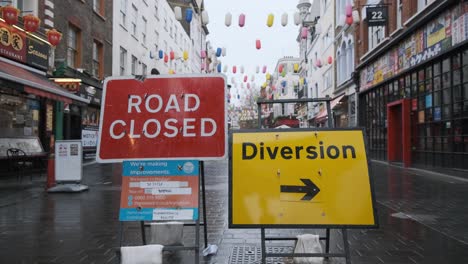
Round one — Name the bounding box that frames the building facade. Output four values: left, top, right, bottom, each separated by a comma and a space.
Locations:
52, 0, 113, 160
355, 0, 468, 170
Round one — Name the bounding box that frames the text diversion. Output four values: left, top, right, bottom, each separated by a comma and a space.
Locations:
108, 93, 218, 139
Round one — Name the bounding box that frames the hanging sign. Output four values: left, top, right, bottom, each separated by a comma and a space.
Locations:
229, 129, 377, 228
97, 74, 227, 162
119, 160, 199, 221
366, 6, 388, 27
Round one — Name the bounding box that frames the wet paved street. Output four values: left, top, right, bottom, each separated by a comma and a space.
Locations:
0, 160, 467, 263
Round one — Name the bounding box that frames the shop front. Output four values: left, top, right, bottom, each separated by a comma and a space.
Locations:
358, 2, 468, 170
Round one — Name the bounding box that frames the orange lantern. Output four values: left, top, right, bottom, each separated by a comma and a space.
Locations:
2, 5, 20, 25
46, 29, 62, 47
23, 14, 41, 33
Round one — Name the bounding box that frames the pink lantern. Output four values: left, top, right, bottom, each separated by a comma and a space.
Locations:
244, 75, 248, 82
201, 63, 205, 71
233, 66, 237, 74
239, 13, 246, 27
262, 66, 267, 73
256, 39, 261, 50
247, 83, 251, 89
164, 55, 169, 63
328, 56, 333, 65
345, 4, 353, 17
201, 50, 206, 58
346, 16, 353, 26
315, 59, 322, 68
170, 51, 175, 60
301, 27, 308, 39
278, 64, 284, 73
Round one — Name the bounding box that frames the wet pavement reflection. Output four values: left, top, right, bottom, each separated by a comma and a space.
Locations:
0, 161, 466, 263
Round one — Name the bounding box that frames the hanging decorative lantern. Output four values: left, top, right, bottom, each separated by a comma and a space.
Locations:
201, 50, 206, 59
216, 47, 222, 57
301, 27, 308, 39
185, 8, 193, 23
240, 65, 244, 74
1, 5, 20, 25
225, 12, 232, 27
232, 66, 237, 74
217, 63, 222, 73
266, 13, 274, 27
281, 80, 287, 88
281, 71, 286, 77
170, 51, 175, 60
244, 75, 248, 82
174, 6, 182, 21
293, 63, 299, 73
328, 56, 333, 65
202, 10, 209, 25
183, 50, 189, 61
256, 66, 260, 74
346, 16, 353, 26
294, 12, 301, 26
46, 29, 62, 47
223, 65, 228, 73
299, 78, 304, 86
262, 66, 267, 74
315, 59, 322, 68
345, 4, 353, 17
266, 73, 271, 80
23, 14, 41, 33
201, 62, 205, 71
239, 13, 246, 27
222, 47, 226, 56
256, 39, 261, 50
281, 13, 288, 27
164, 54, 169, 63
278, 64, 284, 73
159, 50, 164, 59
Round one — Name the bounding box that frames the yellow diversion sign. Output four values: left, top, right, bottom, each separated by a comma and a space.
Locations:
229, 129, 377, 228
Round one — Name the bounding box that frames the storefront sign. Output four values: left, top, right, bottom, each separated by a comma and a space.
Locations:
79, 85, 102, 105
97, 75, 227, 162
0, 20, 50, 70
120, 160, 199, 221
360, 2, 468, 91
366, 6, 388, 27
82, 129, 98, 147
55, 140, 83, 182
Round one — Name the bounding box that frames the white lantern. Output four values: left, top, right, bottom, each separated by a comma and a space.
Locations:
202, 10, 209, 25
256, 65, 259, 73
222, 47, 226, 56
174, 6, 182, 21
225, 12, 232, 27
281, 13, 288, 27
294, 12, 301, 26
223, 65, 228, 73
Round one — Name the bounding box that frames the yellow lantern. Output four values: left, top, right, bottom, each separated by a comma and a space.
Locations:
294, 63, 299, 73
183, 50, 189, 61
267, 14, 274, 27
266, 73, 271, 80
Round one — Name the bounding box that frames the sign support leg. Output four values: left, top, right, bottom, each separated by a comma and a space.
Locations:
140, 221, 147, 245
342, 228, 351, 264
260, 228, 266, 264
195, 218, 200, 264
325, 228, 330, 258
200, 161, 208, 248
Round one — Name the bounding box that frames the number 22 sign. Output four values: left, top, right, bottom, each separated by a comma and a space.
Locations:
366, 6, 388, 27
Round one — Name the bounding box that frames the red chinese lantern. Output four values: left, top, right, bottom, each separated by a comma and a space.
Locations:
346, 16, 353, 26
46, 29, 62, 47
328, 56, 333, 65
23, 14, 41, 33
164, 54, 169, 63
278, 64, 284, 73
170, 51, 175, 60
1, 5, 20, 25
232, 66, 237, 74
256, 39, 261, 50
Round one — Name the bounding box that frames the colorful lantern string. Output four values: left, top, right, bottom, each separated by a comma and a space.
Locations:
256, 66, 260, 74
225, 12, 232, 27
170, 51, 175, 60
222, 47, 226, 56
233, 66, 237, 74
202, 10, 209, 25
174, 6, 182, 20
217, 63, 222, 73
262, 66, 267, 74
223, 65, 228, 73
346, 4, 353, 17
281, 13, 288, 27
164, 54, 169, 63
346, 16, 353, 26
301, 27, 308, 39
293, 63, 299, 73
216, 48, 222, 57
239, 14, 246, 27
278, 64, 284, 73
183, 50, 189, 61
256, 39, 261, 50
328, 56, 333, 65
159, 50, 164, 59
201, 50, 206, 59
294, 12, 301, 26
185, 8, 193, 23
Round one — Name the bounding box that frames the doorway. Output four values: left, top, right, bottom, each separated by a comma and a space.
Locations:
387, 99, 411, 167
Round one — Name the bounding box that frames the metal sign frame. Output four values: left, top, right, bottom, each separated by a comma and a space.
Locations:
228, 127, 378, 229
366, 5, 389, 27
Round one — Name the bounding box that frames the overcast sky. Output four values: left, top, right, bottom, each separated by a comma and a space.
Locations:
204, 0, 301, 105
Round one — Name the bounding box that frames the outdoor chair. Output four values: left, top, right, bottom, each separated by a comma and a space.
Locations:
6, 148, 33, 182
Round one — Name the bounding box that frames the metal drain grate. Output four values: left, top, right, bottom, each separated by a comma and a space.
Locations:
229, 245, 294, 264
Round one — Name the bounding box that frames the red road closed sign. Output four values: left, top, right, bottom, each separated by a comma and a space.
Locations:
96, 75, 227, 162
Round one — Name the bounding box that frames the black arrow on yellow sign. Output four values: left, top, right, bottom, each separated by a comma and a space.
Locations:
280, 179, 320, 201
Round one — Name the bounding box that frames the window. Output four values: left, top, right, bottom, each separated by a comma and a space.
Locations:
67, 24, 81, 68
131, 55, 137, 75
93, 0, 104, 16
92, 40, 103, 79
142, 17, 147, 45
154, 1, 159, 20
131, 4, 137, 37
418, 0, 435, 12
120, 0, 127, 26
142, 63, 147, 75
120, 47, 127, 75
322, 27, 333, 49
323, 69, 332, 89
368, 26, 386, 50
346, 40, 354, 79
396, 0, 402, 29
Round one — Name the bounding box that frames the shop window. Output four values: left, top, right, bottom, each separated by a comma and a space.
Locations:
442, 89, 451, 105
92, 40, 103, 79
0, 95, 40, 137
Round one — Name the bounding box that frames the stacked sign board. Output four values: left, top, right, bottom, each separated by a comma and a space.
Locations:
97, 75, 227, 221
229, 129, 377, 228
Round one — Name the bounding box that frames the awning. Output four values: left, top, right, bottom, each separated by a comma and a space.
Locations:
0, 60, 90, 104
314, 94, 346, 121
